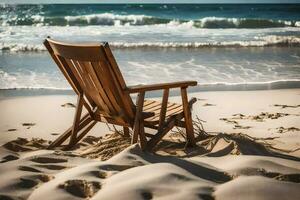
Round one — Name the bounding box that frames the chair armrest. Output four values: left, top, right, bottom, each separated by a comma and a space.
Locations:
126, 81, 197, 93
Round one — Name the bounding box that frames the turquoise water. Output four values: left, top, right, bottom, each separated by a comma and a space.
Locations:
0, 4, 300, 92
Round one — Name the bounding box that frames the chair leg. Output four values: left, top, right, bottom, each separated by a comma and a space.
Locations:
69, 120, 97, 146
48, 94, 93, 149
132, 121, 140, 144
146, 116, 177, 151
139, 121, 147, 150
181, 88, 196, 147
132, 92, 145, 144
68, 93, 84, 148
47, 113, 92, 149
123, 127, 130, 137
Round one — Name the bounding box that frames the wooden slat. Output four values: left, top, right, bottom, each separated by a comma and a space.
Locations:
181, 88, 196, 146
68, 93, 84, 147
144, 104, 162, 113
50, 52, 95, 109
165, 104, 183, 116
44, 40, 82, 95
81, 61, 117, 114
143, 101, 161, 111
132, 92, 145, 144
103, 43, 127, 89
143, 100, 156, 107
158, 89, 169, 130
93, 113, 130, 127
70, 59, 87, 87
82, 98, 94, 116
127, 81, 197, 93
46, 38, 103, 61
103, 44, 135, 119
62, 57, 106, 113
90, 60, 125, 117
68, 59, 111, 114
144, 101, 183, 123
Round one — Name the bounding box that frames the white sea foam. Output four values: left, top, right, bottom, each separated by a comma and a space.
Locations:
0, 43, 45, 52
0, 69, 69, 90
1, 12, 300, 28
1, 35, 300, 52
64, 13, 150, 26
1, 79, 300, 91
1, 50, 300, 91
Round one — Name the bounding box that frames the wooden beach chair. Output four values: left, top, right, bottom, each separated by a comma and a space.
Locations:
44, 38, 198, 151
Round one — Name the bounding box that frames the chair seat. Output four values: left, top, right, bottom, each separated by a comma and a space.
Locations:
143, 100, 183, 124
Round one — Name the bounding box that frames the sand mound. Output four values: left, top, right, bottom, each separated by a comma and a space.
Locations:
2, 137, 49, 152
2, 129, 299, 164
198, 133, 300, 160
0, 129, 300, 199
1, 132, 131, 163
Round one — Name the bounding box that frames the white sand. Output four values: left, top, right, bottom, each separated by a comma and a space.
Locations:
0, 89, 299, 199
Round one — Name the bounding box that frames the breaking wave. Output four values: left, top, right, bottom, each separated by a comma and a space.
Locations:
1, 13, 300, 28
1, 36, 300, 52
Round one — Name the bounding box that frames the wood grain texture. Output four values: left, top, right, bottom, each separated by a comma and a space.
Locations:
44, 38, 197, 151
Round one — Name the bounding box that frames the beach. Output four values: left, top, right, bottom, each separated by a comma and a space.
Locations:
1, 3, 300, 200
0, 89, 300, 199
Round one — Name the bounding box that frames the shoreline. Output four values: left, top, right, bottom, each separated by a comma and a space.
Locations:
1, 82, 300, 99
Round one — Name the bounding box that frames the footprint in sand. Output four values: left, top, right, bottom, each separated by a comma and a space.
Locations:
234, 168, 281, 178
16, 174, 54, 189
233, 125, 252, 129
195, 187, 216, 200
0, 154, 19, 163
232, 113, 246, 119
203, 103, 216, 107
30, 156, 67, 164
141, 191, 153, 200
198, 194, 214, 200
91, 170, 108, 179
275, 174, 300, 183
99, 164, 135, 171
17, 177, 39, 189
61, 103, 76, 108
89, 165, 135, 179
59, 179, 101, 198
220, 118, 238, 125
274, 104, 300, 109
34, 164, 69, 170
7, 128, 17, 132
197, 98, 207, 101
22, 123, 36, 129
18, 166, 42, 173
276, 127, 300, 133
237, 168, 300, 183
0, 194, 17, 200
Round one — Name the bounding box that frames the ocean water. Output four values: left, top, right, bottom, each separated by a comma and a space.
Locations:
0, 4, 300, 94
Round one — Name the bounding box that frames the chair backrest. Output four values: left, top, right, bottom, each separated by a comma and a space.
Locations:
44, 38, 135, 125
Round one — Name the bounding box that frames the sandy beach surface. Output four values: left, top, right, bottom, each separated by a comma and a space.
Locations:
0, 89, 300, 200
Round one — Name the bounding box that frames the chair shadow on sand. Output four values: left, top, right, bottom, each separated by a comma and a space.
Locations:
155, 129, 300, 162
